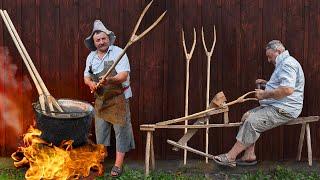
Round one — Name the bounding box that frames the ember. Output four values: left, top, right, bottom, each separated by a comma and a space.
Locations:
11, 126, 106, 180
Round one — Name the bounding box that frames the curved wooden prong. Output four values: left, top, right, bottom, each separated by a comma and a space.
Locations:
201, 25, 216, 57
39, 94, 46, 112
51, 97, 64, 112
211, 26, 216, 55
134, 11, 167, 42
189, 28, 197, 58
46, 96, 54, 108
201, 27, 208, 53
243, 98, 258, 102
130, 0, 154, 39
225, 91, 258, 106
181, 29, 188, 57
182, 28, 197, 60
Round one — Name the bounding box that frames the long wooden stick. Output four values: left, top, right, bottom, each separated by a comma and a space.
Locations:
0, 10, 46, 111
1, 10, 63, 112
156, 91, 257, 126
4, 10, 63, 112
167, 140, 215, 159
181, 28, 196, 165
94, 0, 166, 91
201, 26, 216, 163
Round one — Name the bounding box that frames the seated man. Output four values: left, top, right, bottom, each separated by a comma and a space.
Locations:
213, 40, 305, 167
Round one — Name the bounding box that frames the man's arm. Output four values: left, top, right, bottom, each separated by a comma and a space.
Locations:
255, 86, 294, 100
104, 71, 128, 85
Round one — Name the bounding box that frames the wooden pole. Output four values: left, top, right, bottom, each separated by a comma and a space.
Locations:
0, 10, 46, 111
201, 26, 216, 163
1, 9, 63, 113
4, 10, 63, 112
306, 123, 312, 166
297, 123, 306, 161
184, 58, 190, 165
181, 28, 196, 165
145, 131, 151, 176
167, 140, 215, 159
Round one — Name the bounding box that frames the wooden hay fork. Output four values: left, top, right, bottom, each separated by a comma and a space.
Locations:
0, 9, 63, 113
93, 0, 167, 92
202, 26, 216, 163
181, 27, 197, 165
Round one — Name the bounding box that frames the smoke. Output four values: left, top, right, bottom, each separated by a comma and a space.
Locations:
0, 47, 33, 153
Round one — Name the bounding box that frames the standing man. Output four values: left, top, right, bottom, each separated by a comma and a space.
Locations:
84, 20, 135, 177
213, 40, 305, 167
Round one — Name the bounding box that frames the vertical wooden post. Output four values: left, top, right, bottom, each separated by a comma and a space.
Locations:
184, 58, 190, 165
306, 123, 312, 166
297, 123, 306, 161
150, 132, 155, 170
205, 54, 210, 163
223, 111, 229, 124
145, 131, 151, 175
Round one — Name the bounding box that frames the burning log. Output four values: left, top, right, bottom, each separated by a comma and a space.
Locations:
11, 126, 106, 180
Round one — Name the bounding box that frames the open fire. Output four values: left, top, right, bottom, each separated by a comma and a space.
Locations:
11, 126, 106, 179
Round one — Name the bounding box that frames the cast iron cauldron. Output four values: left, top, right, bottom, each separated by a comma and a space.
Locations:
33, 99, 94, 147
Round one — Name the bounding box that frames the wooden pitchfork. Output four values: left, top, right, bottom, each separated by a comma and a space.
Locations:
202, 26, 216, 163
181, 28, 196, 165
93, 0, 166, 91
0, 10, 63, 113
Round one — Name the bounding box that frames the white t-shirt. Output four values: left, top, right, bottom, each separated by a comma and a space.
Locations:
84, 45, 132, 99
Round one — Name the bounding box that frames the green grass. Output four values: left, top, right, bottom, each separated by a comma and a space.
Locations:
96, 166, 206, 180
0, 161, 319, 180
235, 166, 320, 180
0, 169, 25, 180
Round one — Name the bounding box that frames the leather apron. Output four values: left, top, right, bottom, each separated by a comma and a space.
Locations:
90, 61, 126, 126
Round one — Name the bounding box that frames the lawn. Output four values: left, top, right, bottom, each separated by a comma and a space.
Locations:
0, 157, 319, 179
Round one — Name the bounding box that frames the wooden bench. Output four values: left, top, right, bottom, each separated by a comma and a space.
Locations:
140, 116, 319, 176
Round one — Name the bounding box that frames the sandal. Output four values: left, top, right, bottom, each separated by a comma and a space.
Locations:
110, 166, 123, 178
236, 159, 257, 166
213, 154, 236, 167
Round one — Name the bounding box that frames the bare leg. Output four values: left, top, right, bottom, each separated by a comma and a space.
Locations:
241, 144, 256, 161
225, 141, 248, 161
111, 151, 125, 176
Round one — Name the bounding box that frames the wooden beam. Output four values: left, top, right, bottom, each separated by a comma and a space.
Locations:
167, 140, 215, 159
156, 107, 228, 125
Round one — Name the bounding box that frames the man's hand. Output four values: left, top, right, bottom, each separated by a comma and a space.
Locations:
99, 76, 111, 86
88, 81, 97, 92
255, 79, 267, 85
255, 89, 266, 100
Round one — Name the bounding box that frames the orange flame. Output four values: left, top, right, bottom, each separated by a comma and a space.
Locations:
12, 126, 106, 179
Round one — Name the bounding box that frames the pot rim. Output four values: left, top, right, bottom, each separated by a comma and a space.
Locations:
33, 98, 94, 119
